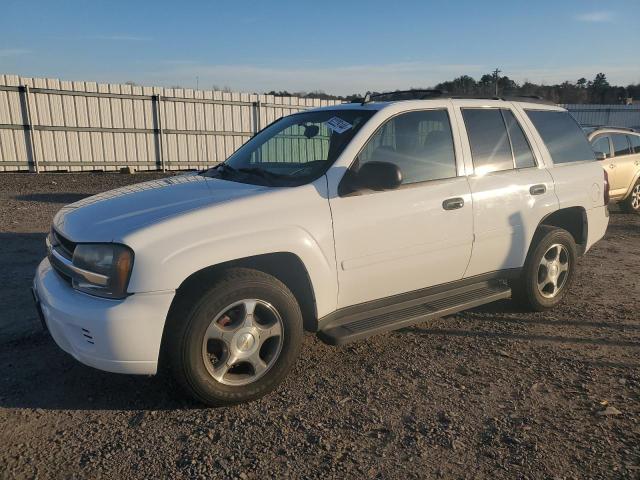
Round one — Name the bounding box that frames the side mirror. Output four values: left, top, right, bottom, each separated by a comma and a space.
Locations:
303, 124, 319, 139
356, 161, 402, 191
595, 151, 606, 161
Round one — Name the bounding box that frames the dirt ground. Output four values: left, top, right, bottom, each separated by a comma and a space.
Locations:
0, 173, 638, 479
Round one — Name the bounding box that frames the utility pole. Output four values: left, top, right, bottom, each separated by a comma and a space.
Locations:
493, 68, 501, 96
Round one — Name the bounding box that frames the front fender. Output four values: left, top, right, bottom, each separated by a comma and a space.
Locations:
621, 170, 640, 200
127, 225, 338, 318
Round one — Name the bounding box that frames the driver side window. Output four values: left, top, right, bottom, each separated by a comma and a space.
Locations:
357, 110, 457, 185
591, 135, 611, 158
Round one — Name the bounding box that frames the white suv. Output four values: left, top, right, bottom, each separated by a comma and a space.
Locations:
33, 92, 609, 406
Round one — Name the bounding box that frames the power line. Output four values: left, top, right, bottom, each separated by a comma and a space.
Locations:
493, 68, 501, 96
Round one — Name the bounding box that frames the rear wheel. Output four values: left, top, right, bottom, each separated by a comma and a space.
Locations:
621, 180, 640, 214
165, 268, 303, 406
510, 226, 577, 311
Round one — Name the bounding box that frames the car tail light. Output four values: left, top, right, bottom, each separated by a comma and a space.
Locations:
603, 169, 610, 204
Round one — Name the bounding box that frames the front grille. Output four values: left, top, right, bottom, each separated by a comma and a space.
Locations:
48, 228, 76, 285
81, 328, 95, 345
51, 228, 76, 259
53, 266, 73, 286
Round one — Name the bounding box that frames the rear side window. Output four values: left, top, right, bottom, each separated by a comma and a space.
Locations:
629, 135, 640, 153
612, 134, 631, 156
526, 110, 595, 164
591, 136, 611, 158
502, 110, 536, 168
462, 108, 536, 174
462, 109, 513, 174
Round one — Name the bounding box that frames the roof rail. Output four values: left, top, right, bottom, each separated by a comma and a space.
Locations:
499, 95, 555, 105
447, 94, 555, 105
361, 89, 445, 104
584, 125, 637, 133
359, 90, 555, 105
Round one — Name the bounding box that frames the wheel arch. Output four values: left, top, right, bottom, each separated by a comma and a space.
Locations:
537, 206, 588, 255
621, 171, 640, 200
165, 252, 319, 333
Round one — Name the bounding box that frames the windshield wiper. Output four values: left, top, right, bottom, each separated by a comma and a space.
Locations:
202, 162, 237, 178
205, 164, 286, 186
217, 163, 238, 175
236, 167, 285, 186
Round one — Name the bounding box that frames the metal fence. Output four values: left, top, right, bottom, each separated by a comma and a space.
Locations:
564, 104, 640, 130
0, 74, 341, 172
2, 74, 639, 173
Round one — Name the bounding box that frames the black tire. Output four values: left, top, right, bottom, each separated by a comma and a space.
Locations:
621, 179, 640, 214
164, 268, 303, 406
510, 226, 577, 312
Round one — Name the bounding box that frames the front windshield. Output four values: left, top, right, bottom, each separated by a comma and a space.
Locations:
203, 109, 375, 186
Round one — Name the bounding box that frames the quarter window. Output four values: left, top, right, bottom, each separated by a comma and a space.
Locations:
629, 135, 640, 154
462, 109, 513, 174
526, 110, 595, 164
357, 110, 457, 185
611, 134, 631, 156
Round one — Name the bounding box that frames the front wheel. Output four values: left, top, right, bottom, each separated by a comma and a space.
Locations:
165, 268, 303, 406
621, 180, 640, 214
510, 226, 577, 311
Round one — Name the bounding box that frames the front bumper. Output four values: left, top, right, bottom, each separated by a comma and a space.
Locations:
33, 258, 175, 375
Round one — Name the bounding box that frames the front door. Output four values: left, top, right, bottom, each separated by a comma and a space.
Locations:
591, 134, 618, 193
329, 107, 473, 308
610, 133, 637, 197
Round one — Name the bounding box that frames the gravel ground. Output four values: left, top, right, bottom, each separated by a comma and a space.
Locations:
1, 173, 639, 479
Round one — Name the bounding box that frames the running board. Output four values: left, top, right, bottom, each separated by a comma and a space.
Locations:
317, 281, 511, 346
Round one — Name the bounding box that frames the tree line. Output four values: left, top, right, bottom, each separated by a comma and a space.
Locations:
268, 72, 640, 104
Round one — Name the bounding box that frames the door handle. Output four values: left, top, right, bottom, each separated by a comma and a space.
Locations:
442, 197, 464, 210
529, 184, 546, 196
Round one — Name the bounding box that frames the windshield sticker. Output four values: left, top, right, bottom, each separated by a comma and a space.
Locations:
325, 117, 353, 134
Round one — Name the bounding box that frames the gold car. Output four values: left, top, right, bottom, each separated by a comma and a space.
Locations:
588, 127, 640, 213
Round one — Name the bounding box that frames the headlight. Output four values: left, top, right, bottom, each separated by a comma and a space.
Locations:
71, 244, 134, 299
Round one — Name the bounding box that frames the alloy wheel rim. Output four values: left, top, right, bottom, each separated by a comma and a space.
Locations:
631, 185, 640, 210
537, 243, 570, 299
201, 299, 284, 386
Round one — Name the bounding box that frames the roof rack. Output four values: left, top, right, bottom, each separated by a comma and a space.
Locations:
362, 89, 445, 103
499, 95, 555, 105
584, 125, 637, 133
358, 90, 555, 105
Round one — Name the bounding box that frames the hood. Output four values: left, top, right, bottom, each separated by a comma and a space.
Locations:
53, 174, 269, 242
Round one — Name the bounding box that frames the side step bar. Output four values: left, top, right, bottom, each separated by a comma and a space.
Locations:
317, 281, 511, 346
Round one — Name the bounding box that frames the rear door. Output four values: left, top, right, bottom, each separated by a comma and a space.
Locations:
453, 101, 558, 277
629, 134, 640, 188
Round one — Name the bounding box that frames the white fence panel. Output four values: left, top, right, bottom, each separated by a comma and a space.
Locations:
0, 74, 341, 172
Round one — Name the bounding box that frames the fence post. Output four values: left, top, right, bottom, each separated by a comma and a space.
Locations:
253, 100, 261, 134
20, 85, 39, 173
152, 94, 165, 171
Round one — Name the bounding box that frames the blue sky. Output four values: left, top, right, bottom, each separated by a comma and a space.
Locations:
1, 0, 638, 95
